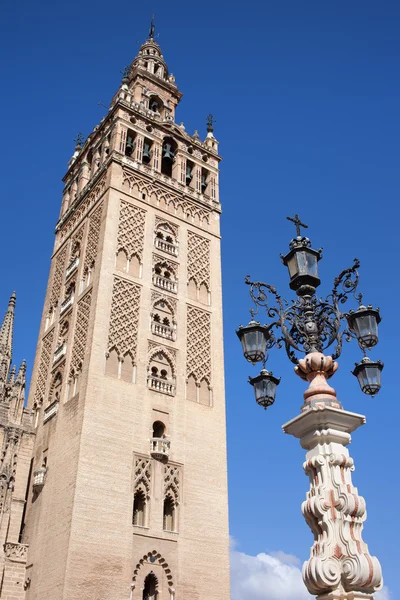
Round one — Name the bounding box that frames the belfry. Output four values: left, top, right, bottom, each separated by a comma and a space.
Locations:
13, 23, 230, 600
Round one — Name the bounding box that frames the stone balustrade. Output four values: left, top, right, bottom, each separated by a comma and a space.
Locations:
152, 274, 177, 294
53, 343, 67, 364
147, 375, 175, 396
60, 295, 74, 315
151, 321, 175, 341
150, 437, 171, 460
66, 257, 79, 278
43, 400, 59, 424
155, 238, 178, 257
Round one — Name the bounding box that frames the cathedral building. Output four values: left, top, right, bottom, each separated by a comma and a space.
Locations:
2, 24, 230, 600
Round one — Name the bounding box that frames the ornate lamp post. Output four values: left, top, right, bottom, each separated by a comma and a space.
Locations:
236, 215, 384, 600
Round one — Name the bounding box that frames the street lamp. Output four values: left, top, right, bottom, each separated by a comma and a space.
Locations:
236, 214, 384, 600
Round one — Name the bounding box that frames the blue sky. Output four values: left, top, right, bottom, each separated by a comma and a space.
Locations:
0, 1, 398, 598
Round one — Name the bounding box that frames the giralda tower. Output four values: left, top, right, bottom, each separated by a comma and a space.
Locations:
22, 24, 230, 600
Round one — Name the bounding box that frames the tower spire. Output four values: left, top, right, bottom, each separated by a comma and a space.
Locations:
149, 14, 155, 40
0, 292, 16, 399
0, 292, 16, 360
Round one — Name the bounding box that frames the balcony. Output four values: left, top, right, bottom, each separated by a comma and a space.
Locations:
147, 375, 175, 396
152, 274, 177, 294
53, 343, 67, 364
32, 466, 47, 491
4, 543, 28, 563
60, 295, 74, 315
43, 400, 59, 424
150, 437, 171, 460
151, 321, 175, 341
66, 256, 79, 279
155, 238, 178, 257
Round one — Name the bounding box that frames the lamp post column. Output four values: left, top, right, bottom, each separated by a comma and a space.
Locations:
283, 352, 383, 600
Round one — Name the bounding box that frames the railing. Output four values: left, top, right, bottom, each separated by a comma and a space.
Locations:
155, 238, 178, 257
66, 257, 79, 278
152, 274, 177, 293
150, 437, 171, 460
151, 321, 175, 341
60, 295, 74, 315
32, 467, 47, 491
53, 343, 67, 364
147, 375, 175, 396
43, 400, 59, 424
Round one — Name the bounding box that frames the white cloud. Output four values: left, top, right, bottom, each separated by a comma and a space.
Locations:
376, 587, 391, 600
230, 547, 391, 600
231, 548, 312, 600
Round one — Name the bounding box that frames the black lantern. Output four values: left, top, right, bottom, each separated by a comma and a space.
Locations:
347, 305, 381, 349
236, 321, 270, 363
352, 357, 384, 396
281, 237, 322, 295
249, 369, 280, 409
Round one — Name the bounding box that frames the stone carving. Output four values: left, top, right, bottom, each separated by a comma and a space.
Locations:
4, 542, 28, 562
187, 232, 210, 289
122, 167, 211, 224
34, 330, 54, 403
70, 226, 85, 258
70, 290, 92, 373
134, 456, 151, 496
151, 290, 177, 313
84, 202, 103, 272
155, 216, 178, 238
283, 352, 383, 599
49, 246, 67, 308
148, 341, 177, 376
164, 464, 180, 502
152, 254, 178, 276
58, 175, 106, 242
186, 306, 211, 384
131, 551, 174, 591
107, 278, 141, 359
117, 201, 146, 260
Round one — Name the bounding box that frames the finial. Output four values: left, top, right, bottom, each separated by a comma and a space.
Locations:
206, 114, 216, 133
120, 65, 130, 81
74, 133, 84, 149
149, 14, 155, 40
287, 214, 308, 238
8, 292, 16, 310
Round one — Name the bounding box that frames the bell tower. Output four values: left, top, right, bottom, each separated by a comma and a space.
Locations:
23, 24, 230, 600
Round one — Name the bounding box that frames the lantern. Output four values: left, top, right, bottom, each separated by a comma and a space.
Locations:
352, 357, 383, 396
249, 369, 280, 409
281, 237, 321, 295
236, 321, 270, 363
347, 305, 381, 349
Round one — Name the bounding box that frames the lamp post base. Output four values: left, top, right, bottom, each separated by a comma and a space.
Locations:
283, 404, 382, 599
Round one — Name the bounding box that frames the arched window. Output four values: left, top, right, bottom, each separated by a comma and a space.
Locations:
152, 262, 177, 293
142, 138, 153, 165
152, 421, 165, 438
142, 572, 158, 600
154, 223, 178, 256
133, 489, 146, 526
149, 95, 163, 116
125, 129, 136, 157
148, 351, 175, 396
163, 494, 176, 531
161, 137, 177, 177
50, 371, 63, 405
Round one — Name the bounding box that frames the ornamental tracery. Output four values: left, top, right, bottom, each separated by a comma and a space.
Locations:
117, 201, 146, 261
49, 247, 67, 309
122, 167, 211, 224
70, 289, 92, 375
186, 306, 211, 385
107, 278, 141, 360
84, 202, 103, 272
34, 330, 54, 403
187, 231, 210, 291
58, 175, 106, 242
134, 456, 152, 497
